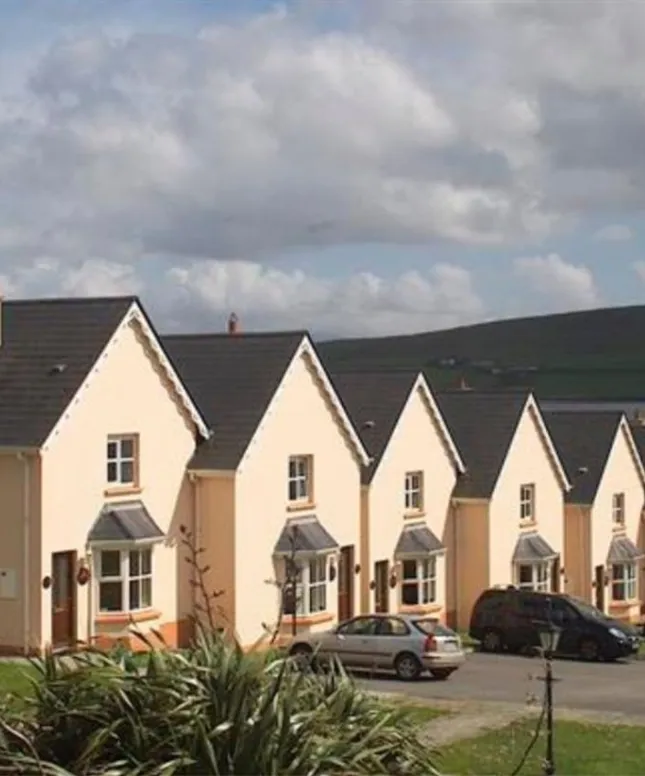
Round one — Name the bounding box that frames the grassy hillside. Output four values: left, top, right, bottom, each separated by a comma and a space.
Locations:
318, 305, 645, 399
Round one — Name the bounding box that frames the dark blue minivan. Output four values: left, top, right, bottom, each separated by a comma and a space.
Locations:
469, 587, 641, 661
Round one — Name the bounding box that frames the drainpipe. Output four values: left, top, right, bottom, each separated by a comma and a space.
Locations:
18, 453, 30, 656
188, 472, 199, 629
451, 500, 459, 631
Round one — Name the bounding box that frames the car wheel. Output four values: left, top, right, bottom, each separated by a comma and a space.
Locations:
481, 629, 503, 653
579, 638, 600, 662
394, 652, 422, 681
430, 668, 454, 681
289, 644, 314, 670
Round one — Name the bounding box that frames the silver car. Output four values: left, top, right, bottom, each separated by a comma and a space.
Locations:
287, 613, 465, 681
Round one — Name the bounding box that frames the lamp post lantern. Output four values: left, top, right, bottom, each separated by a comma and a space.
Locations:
538, 623, 562, 776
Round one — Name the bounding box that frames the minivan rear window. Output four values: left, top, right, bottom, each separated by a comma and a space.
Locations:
413, 618, 454, 637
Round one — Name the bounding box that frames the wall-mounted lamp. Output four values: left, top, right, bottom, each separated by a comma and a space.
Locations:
329, 560, 337, 582
354, 563, 361, 575
369, 580, 376, 591
389, 571, 397, 589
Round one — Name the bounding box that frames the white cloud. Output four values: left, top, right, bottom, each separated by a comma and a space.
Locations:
513, 253, 599, 310
632, 261, 645, 285
0, 256, 484, 337
593, 224, 633, 242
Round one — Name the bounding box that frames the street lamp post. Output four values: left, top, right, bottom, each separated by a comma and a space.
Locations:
538, 623, 562, 776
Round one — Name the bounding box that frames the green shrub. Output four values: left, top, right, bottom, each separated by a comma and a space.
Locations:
0, 627, 440, 775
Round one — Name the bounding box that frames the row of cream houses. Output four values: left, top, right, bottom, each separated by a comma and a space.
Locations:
0, 296, 644, 655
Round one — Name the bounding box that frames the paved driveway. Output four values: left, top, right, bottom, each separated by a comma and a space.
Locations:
357, 651, 645, 715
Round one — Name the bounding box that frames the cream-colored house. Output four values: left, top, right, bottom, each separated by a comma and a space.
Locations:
436, 390, 571, 630
163, 326, 370, 649
544, 411, 645, 623
331, 371, 464, 622
0, 296, 210, 656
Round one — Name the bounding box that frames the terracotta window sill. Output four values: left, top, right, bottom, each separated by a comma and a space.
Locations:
104, 486, 143, 498
612, 523, 627, 533
399, 603, 442, 616
609, 600, 638, 610
519, 519, 537, 529
282, 612, 333, 626
95, 608, 161, 626
286, 501, 316, 513
403, 510, 426, 520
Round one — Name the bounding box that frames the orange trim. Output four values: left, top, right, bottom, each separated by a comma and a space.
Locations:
282, 612, 333, 627
612, 523, 627, 534
519, 519, 538, 529
286, 501, 317, 513
399, 603, 443, 616
104, 486, 143, 498
403, 510, 426, 520
95, 608, 161, 626
609, 600, 638, 611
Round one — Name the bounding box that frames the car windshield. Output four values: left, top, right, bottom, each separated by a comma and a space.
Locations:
413, 618, 455, 637
568, 598, 605, 620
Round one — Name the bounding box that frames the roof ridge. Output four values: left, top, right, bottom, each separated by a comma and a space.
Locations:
162, 330, 308, 340
2, 295, 138, 306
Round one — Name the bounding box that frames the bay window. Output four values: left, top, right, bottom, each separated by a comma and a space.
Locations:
611, 562, 637, 602
400, 556, 436, 606
97, 547, 153, 613
282, 554, 328, 616
516, 561, 550, 592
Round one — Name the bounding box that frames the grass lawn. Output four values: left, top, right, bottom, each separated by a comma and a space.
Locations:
440, 718, 645, 775
393, 701, 449, 725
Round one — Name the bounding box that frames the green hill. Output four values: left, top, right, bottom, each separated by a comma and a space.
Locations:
318, 305, 645, 399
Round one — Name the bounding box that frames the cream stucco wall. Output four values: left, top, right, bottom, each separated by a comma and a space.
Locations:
366, 385, 457, 616
39, 319, 198, 650
591, 422, 644, 617
234, 350, 362, 647
489, 402, 565, 588
0, 453, 41, 653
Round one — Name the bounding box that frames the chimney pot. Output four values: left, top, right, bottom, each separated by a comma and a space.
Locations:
228, 312, 240, 335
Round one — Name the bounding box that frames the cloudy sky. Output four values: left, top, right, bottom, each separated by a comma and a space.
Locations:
1, 0, 645, 338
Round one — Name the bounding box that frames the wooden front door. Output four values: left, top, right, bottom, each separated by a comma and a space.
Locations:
374, 560, 389, 613
594, 564, 605, 611
550, 557, 560, 593
51, 551, 76, 648
338, 545, 355, 622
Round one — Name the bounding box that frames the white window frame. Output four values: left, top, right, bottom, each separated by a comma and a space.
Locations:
611, 562, 637, 602
107, 435, 137, 487
515, 560, 550, 592
288, 456, 312, 503
520, 484, 535, 522
400, 556, 436, 606
282, 554, 329, 616
612, 493, 626, 525
404, 471, 424, 512
95, 545, 154, 614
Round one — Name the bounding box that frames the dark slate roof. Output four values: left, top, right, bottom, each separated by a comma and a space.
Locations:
512, 532, 558, 563
88, 501, 165, 543
274, 516, 338, 555
435, 390, 528, 498
394, 522, 445, 556
330, 371, 419, 484
629, 424, 645, 463
607, 534, 644, 563
0, 296, 136, 446
542, 411, 622, 504
162, 331, 305, 470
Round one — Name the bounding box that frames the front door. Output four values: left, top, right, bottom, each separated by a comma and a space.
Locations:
594, 565, 605, 611
551, 557, 560, 593
51, 551, 76, 648
338, 545, 355, 622
374, 560, 389, 613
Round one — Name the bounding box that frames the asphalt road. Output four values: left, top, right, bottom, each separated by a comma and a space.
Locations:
358, 651, 645, 715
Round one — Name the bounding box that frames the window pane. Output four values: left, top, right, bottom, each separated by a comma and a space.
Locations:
141, 577, 152, 608
120, 438, 134, 458
402, 560, 417, 581
129, 550, 140, 577
141, 549, 152, 576
100, 550, 121, 578
129, 579, 141, 610
120, 460, 134, 484
297, 478, 308, 499
99, 581, 123, 612
518, 565, 533, 585
401, 582, 419, 605
106, 462, 118, 483
288, 480, 298, 501
288, 458, 297, 478
107, 441, 117, 459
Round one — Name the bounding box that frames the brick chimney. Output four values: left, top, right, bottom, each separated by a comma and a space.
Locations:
227, 312, 240, 335
633, 409, 645, 427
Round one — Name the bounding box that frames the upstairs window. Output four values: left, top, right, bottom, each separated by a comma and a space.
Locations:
612, 493, 626, 525
288, 456, 312, 503
404, 471, 424, 512
107, 435, 138, 487
520, 484, 535, 521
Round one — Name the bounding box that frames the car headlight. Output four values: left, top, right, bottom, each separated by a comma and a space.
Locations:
609, 627, 627, 640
